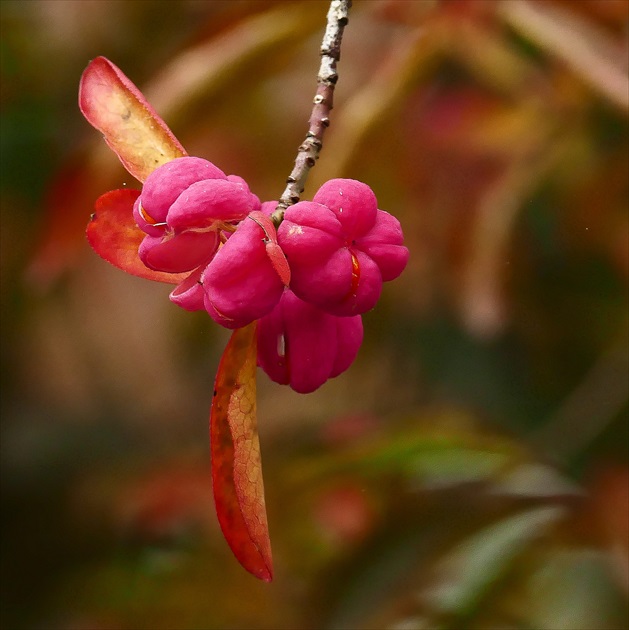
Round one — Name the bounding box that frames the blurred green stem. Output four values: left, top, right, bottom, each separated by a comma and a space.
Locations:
530, 331, 629, 462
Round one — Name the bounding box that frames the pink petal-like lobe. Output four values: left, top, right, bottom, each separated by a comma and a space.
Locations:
287, 248, 353, 306
330, 314, 364, 377
354, 210, 409, 281
138, 231, 219, 274
167, 179, 255, 232
278, 202, 344, 264
257, 291, 363, 393
140, 157, 226, 224
313, 179, 378, 237
203, 214, 285, 328
169, 266, 206, 311
322, 251, 383, 316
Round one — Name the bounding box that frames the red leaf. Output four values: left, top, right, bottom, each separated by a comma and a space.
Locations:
265, 240, 291, 286
79, 57, 187, 183
210, 322, 273, 581
87, 189, 187, 284
248, 211, 291, 286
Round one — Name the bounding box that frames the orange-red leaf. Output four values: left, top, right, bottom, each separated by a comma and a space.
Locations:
248, 211, 291, 286
87, 189, 187, 284
210, 322, 273, 581
79, 56, 187, 183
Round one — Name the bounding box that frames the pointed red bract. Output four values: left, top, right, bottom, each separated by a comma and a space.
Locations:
248, 211, 291, 286
265, 240, 291, 286
87, 189, 187, 284
210, 322, 273, 581
79, 56, 187, 183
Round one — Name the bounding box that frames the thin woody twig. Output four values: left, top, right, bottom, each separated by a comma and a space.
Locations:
271, 0, 352, 225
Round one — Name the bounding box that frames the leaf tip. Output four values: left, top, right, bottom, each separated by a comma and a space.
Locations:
78, 56, 113, 119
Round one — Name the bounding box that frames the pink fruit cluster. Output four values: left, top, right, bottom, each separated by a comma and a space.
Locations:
134, 156, 408, 393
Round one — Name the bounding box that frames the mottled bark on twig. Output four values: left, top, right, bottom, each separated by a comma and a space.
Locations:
272, 0, 352, 225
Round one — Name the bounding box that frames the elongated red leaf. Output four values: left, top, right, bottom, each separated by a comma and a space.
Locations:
87, 189, 187, 284
210, 322, 273, 581
79, 56, 187, 183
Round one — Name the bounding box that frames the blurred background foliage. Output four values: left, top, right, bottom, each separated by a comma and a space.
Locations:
1, 0, 628, 628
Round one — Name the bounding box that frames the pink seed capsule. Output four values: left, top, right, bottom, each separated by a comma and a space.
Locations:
248, 212, 291, 286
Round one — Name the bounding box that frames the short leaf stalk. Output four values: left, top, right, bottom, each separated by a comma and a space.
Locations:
272, 0, 352, 226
